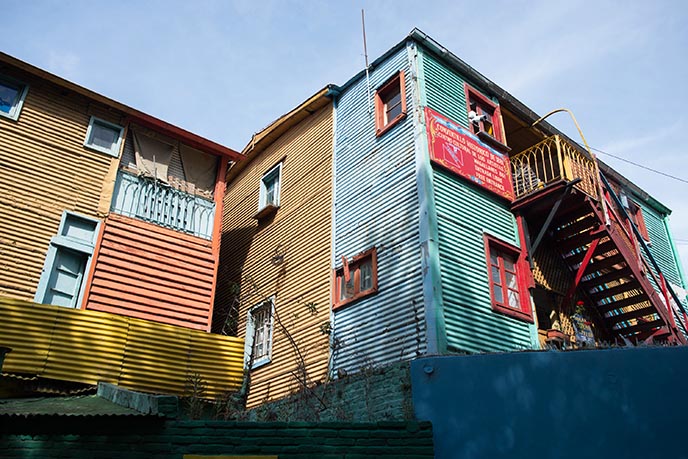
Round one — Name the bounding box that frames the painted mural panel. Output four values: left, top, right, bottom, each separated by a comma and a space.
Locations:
332, 44, 426, 375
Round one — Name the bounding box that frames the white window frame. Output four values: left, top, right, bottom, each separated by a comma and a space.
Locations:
258, 162, 282, 211
83, 116, 125, 157
0, 74, 29, 121
34, 211, 101, 309
244, 296, 275, 370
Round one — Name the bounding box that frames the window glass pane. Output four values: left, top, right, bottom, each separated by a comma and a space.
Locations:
493, 284, 504, 304
507, 289, 520, 308
385, 92, 402, 122
90, 122, 119, 150
491, 266, 501, 285
252, 305, 271, 359
262, 168, 280, 206
490, 253, 499, 266
0, 82, 20, 114
340, 275, 354, 300
360, 261, 373, 291
503, 256, 516, 273
505, 271, 517, 290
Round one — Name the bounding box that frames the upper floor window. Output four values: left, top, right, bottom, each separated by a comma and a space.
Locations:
0, 75, 29, 121
256, 162, 282, 219
84, 116, 124, 157
464, 83, 504, 144
375, 71, 407, 137
333, 247, 378, 310
484, 234, 533, 322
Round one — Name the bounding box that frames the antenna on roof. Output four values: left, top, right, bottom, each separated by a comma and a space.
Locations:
361, 9, 372, 114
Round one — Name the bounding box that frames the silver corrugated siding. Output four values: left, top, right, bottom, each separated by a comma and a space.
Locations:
421, 49, 536, 353
332, 45, 426, 374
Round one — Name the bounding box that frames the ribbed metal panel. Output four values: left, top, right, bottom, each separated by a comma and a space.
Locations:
85, 213, 215, 331
434, 168, 534, 353
216, 104, 334, 406
0, 297, 244, 397
422, 52, 469, 128
639, 201, 682, 286
0, 70, 119, 301
332, 45, 426, 375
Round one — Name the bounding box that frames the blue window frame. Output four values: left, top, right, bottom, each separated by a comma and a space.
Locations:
0, 74, 29, 121
84, 116, 125, 157
35, 212, 100, 309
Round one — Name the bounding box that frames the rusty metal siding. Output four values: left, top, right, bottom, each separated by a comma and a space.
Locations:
332, 45, 426, 375
0, 297, 244, 397
216, 104, 334, 407
0, 67, 121, 301
434, 168, 535, 352
84, 213, 215, 331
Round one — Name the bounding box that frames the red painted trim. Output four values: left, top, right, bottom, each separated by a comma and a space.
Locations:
659, 273, 676, 330
516, 215, 535, 290
333, 247, 378, 310
562, 237, 601, 310
207, 156, 229, 332
483, 234, 534, 323
463, 82, 505, 144
375, 71, 407, 137
80, 219, 107, 310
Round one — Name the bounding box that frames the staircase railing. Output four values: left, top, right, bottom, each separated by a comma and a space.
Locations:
511, 135, 599, 200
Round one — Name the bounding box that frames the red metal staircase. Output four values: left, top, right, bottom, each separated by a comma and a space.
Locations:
510, 135, 687, 344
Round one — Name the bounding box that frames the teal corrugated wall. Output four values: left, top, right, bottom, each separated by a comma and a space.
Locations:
434, 169, 533, 352
421, 49, 535, 353
638, 200, 682, 286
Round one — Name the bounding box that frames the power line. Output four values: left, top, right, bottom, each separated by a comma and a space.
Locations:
582, 144, 688, 185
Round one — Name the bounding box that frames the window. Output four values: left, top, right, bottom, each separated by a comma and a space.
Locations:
374, 71, 407, 136
84, 116, 124, 157
464, 83, 504, 144
483, 234, 533, 322
244, 297, 275, 369
34, 212, 100, 309
256, 162, 282, 219
333, 247, 378, 309
0, 75, 29, 121
630, 200, 650, 242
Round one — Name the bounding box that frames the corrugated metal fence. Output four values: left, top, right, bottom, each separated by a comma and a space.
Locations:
0, 297, 244, 398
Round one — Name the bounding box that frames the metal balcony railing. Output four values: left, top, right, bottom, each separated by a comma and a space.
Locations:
111, 170, 215, 239
510, 135, 599, 201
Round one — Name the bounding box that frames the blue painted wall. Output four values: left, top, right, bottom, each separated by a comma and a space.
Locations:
418, 47, 537, 352
411, 347, 688, 459
332, 44, 426, 374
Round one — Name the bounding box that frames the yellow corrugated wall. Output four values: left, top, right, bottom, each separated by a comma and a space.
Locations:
0, 68, 122, 301
216, 104, 333, 406
0, 297, 244, 398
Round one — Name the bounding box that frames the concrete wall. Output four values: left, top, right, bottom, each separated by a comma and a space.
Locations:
411, 347, 688, 459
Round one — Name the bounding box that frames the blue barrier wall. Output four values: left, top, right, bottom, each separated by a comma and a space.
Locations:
411, 347, 688, 459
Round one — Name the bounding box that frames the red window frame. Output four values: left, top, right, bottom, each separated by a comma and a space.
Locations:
375, 71, 407, 137
333, 247, 378, 310
630, 201, 650, 242
483, 234, 533, 322
464, 82, 505, 144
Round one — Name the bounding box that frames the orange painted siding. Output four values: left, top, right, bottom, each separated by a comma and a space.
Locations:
84, 213, 216, 330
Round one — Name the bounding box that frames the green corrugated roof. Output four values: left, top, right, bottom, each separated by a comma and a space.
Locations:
0, 395, 149, 417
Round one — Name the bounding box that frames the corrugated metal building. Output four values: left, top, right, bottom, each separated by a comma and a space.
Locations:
214, 90, 334, 406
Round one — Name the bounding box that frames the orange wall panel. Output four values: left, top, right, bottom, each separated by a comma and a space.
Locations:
84, 213, 216, 331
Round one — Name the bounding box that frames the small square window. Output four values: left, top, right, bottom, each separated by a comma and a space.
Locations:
629, 200, 650, 242
464, 83, 504, 144
333, 247, 378, 310
84, 116, 124, 157
484, 234, 533, 322
245, 298, 275, 369
256, 162, 282, 218
374, 71, 407, 137
0, 75, 29, 121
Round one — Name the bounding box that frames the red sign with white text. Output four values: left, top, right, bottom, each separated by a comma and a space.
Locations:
425, 107, 514, 201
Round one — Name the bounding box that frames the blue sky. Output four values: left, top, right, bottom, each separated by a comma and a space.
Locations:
4, 0, 688, 277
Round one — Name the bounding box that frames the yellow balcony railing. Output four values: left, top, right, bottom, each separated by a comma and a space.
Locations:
510, 135, 599, 200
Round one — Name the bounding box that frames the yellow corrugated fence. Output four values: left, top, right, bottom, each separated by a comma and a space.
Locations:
0, 297, 244, 398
